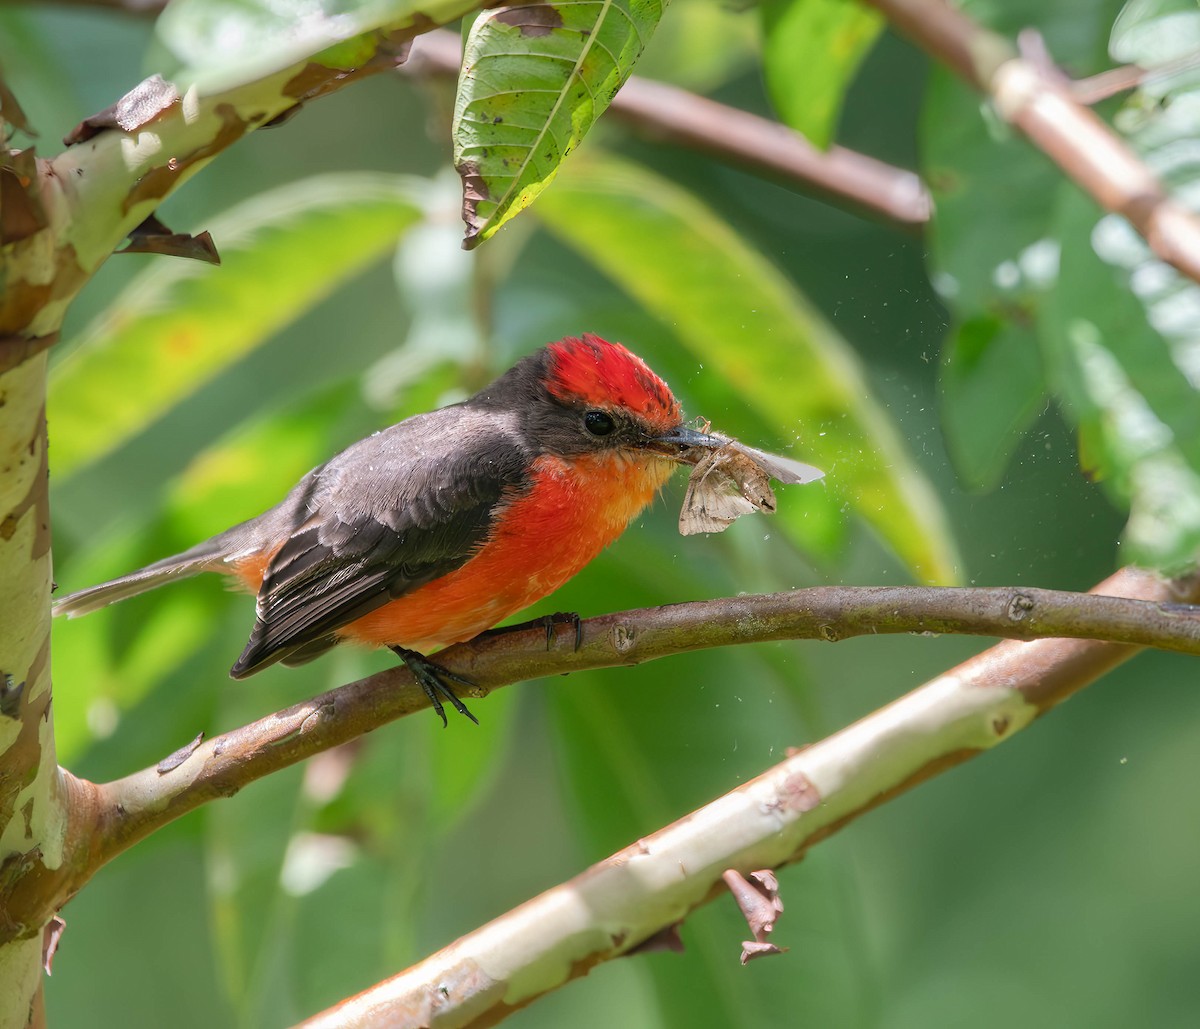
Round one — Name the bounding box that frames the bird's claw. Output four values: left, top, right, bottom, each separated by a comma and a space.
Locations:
540, 611, 583, 652
485, 611, 582, 652
389, 646, 479, 727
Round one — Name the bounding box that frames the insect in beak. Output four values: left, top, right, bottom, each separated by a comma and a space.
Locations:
663, 423, 825, 536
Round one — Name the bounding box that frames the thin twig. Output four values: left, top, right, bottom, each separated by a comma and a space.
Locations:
295, 565, 1197, 1027
1070, 49, 1200, 104
407, 30, 932, 230
866, 0, 1200, 288
6, 577, 1199, 944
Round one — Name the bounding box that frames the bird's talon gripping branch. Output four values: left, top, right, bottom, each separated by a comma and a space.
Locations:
487, 611, 583, 652
538, 612, 581, 651
390, 646, 479, 727
564, 612, 584, 652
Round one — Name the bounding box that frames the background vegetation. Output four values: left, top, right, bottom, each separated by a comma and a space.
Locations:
2, 0, 1198, 1025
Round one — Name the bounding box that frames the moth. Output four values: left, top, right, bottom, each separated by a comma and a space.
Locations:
678, 436, 824, 536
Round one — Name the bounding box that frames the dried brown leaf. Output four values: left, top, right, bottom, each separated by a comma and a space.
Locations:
118, 215, 221, 264
723, 868, 787, 963
42, 916, 65, 975
739, 939, 787, 964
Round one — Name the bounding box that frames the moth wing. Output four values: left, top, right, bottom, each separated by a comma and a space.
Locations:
718, 449, 778, 512
679, 450, 771, 535
730, 442, 825, 485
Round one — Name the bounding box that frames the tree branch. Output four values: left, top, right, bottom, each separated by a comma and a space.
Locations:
294, 564, 1200, 1028
7, 576, 1199, 946
407, 31, 932, 230
866, 0, 1200, 288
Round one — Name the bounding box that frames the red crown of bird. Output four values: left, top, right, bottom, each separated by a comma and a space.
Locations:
544, 333, 681, 429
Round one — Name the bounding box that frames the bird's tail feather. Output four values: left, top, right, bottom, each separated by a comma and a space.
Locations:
53, 539, 230, 618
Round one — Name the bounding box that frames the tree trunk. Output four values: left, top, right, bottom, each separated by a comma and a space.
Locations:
0, 354, 57, 1028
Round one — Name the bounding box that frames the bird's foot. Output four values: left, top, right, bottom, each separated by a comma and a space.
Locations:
389, 646, 479, 728
485, 611, 583, 652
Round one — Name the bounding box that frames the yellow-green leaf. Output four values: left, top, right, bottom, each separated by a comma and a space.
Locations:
761, 0, 883, 148
50, 173, 426, 478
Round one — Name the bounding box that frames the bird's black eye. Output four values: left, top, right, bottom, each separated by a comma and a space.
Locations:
584, 410, 616, 436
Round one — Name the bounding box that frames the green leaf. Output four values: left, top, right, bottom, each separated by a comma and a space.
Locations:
1040, 189, 1200, 570
940, 316, 1046, 492
922, 70, 1061, 313
535, 153, 960, 584
165, 383, 369, 541
920, 0, 1128, 489
0, 9, 83, 139
632, 0, 757, 92
761, 0, 883, 148
922, 68, 1057, 486
156, 0, 483, 91
452, 0, 670, 248
916, 0, 1123, 489
1111, 0, 1200, 68
206, 697, 308, 1023
49, 173, 426, 479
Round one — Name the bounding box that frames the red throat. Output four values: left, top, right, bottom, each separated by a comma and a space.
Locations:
545, 334, 680, 430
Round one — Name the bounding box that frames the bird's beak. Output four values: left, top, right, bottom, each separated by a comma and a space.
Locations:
647, 425, 726, 463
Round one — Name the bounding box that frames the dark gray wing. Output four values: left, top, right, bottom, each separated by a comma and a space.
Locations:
229, 405, 530, 677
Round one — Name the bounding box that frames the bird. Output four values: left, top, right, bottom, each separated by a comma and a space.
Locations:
54, 334, 724, 725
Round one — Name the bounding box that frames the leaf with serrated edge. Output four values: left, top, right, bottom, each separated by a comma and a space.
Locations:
453, 0, 669, 248
537, 153, 960, 584
49, 173, 426, 478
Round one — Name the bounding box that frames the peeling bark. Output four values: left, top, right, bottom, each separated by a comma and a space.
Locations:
0, 356, 58, 1029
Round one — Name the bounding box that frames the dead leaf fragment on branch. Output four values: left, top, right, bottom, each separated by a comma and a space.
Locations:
42, 916, 65, 975
117, 214, 221, 264
723, 868, 788, 963
0, 148, 46, 244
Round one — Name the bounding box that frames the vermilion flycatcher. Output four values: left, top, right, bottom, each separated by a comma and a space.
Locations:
55, 335, 725, 724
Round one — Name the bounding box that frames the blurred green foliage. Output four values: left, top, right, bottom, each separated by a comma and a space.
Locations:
1, 0, 1196, 1025
761, 0, 883, 147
